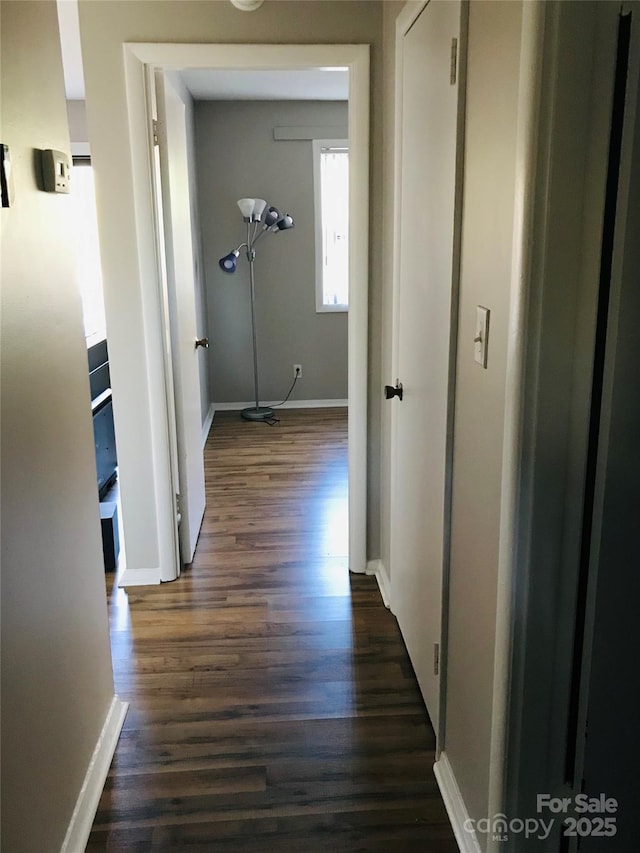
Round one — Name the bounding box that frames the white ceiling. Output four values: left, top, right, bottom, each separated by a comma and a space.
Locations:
180, 68, 349, 101
57, 0, 85, 100
56, 0, 348, 103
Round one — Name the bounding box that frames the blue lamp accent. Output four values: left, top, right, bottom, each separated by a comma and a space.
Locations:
276, 213, 294, 231
219, 249, 239, 273
263, 206, 280, 228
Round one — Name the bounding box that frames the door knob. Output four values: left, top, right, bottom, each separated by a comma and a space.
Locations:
385, 381, 403, 401
195, 337, 209, 349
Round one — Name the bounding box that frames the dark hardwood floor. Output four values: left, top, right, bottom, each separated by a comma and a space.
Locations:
87, 408, 457, 851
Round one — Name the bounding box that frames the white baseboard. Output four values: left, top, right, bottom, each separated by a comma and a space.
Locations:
202, 403, 215, 448
365, 559, 391, 609
118, 566, 161, 587
213, 398, 348, 411
60, 695, 128, 853
434, 751, 481, 853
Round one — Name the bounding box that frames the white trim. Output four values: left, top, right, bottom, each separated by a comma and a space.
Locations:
122, 42, 369, 582
202, 403, 215, 447
59, 696, 128, 853
486, 1, 546, 832
118, 566, 162, 587
434, 752, 482, 853
313, 138, 350, 313
213, 398, 348, 411
315, 305, 349, 313
365, 559, 391, 609
118, 50, 181, 587
389, 0, 429, 610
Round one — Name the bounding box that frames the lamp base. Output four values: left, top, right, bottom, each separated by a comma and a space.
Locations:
241, 405, 274, 422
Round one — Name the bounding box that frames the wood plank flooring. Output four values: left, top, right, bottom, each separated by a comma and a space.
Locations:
87, 409, 457, 851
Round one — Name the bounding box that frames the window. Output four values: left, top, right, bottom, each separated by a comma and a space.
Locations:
71, 158, 107, 341
313, 140, 349, 312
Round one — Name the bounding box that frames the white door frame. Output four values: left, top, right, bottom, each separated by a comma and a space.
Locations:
122, 42, 370, 578
388, 0, 467, 752
153, 70, 207, 566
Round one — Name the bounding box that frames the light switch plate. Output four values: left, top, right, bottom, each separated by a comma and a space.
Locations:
475, 306, 490, 368
41, 149, 70, 193
1, 144, 14, 207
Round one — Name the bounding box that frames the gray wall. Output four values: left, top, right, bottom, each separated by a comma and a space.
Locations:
0, 3, 116, 850
195, 100, 348, 403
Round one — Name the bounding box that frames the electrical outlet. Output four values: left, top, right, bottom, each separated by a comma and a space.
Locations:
293, 364, 302, 379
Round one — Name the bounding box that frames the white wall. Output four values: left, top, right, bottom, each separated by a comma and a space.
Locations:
379, 0, 523, 840
194, 99, 348, 403
0, 3, 116, 850
444, 1, 523, 830
67, 89, 210, 424
77, 0, 384, 576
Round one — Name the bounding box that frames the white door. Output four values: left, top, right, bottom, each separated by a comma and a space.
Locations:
390, 0, 462, 730
155, 72, 206, 563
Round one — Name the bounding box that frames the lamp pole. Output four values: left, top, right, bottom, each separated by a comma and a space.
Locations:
247, 248, 262, 414
218, 199, 293, 422
241, 225, 274, 421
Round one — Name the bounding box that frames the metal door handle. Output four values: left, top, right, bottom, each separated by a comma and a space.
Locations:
385, 381, 403, 401
195, 337, 209, 349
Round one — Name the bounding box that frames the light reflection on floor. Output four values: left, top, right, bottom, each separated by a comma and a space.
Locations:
320, 493, 349, 558
307, 453, 349, 596
108, 583, 130, 632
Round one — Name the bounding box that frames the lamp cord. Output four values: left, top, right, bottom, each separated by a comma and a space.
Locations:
258, 372, 300, 426
271, 371, 299, 408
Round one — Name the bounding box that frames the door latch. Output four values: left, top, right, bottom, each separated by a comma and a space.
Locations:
384, 381, 403, 401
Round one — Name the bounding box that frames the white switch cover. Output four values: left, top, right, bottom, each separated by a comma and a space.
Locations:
475, 306, 490, 368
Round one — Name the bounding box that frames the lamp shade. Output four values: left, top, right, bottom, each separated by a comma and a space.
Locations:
219, 249, 239, 273
237, 198, 255, 220
277, 213, 295, 231
263, 206, 280, 228
252, 198, 267, 221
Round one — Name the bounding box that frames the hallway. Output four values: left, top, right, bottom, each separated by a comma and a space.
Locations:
87, 409, 456, 851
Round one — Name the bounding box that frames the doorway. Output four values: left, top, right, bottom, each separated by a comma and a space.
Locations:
153, 66, 352, 571
119, 43, 370, 585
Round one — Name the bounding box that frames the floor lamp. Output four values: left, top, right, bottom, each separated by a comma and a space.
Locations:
219, 198, 294, 421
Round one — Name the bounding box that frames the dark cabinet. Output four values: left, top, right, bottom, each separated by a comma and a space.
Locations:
87, 339, 118, 499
